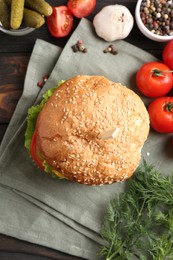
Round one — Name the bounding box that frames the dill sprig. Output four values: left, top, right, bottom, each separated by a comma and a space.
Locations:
99, 160, 173, 260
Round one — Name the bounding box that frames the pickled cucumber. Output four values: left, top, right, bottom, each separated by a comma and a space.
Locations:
23, 8, 45, 28
10, 0, 25, 29
25, 0, 52, 17
0, 0, 11, 29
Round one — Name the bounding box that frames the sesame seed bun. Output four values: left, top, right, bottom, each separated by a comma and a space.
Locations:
35, 75, 149, 185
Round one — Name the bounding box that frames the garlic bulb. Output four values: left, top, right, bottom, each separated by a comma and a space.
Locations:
93, 5, 134, 42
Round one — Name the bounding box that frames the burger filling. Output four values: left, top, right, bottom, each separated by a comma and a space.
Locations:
24, 80, 65, 179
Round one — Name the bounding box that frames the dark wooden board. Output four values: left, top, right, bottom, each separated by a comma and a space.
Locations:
0, 234, 82, 259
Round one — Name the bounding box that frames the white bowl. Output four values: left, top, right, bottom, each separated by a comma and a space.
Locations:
0, 22, 35, 36
135, 0, 173, 42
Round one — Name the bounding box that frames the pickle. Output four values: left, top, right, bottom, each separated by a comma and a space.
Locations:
0, 0, 11, 29
10, 0, 25, 29
23, 8, 45, 28
25, 0, 52, 17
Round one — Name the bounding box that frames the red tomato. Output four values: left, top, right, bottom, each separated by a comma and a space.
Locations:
136, 62, 173, 98
67, 0, 96, 18
162, 40, 173, 70
47, 6, 73, 38
30, 131, 44, 170
148, 97, 173, 133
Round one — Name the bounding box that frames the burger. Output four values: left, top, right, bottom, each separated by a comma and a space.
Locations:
25, 75, 149, 185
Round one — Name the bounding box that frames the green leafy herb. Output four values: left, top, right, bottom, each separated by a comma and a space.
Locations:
42, 160, 65, 179
24, 80, 65, 152
99, 160, 173, 260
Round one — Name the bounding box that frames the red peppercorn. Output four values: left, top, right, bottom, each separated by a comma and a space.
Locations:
37, 81, 43, 87
141, 12, 146, 18
153, 21, 158, 27
78, 40, 83, 45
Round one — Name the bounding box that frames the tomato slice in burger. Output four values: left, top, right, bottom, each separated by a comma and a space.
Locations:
67, 0, 96, 18
47, 6, 73, 38
30, 131, 44, 170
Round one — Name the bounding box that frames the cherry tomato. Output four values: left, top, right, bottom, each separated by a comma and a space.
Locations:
136, 62, 173, 98
148, 97, 173, 133
162, 40, 173, 70
47, 6, 73, 38
30, 131, 44, 170
67, 0, 96, 18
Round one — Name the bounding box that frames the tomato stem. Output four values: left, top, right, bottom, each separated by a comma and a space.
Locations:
165, 102, 173, 113
152, 69, 173, 77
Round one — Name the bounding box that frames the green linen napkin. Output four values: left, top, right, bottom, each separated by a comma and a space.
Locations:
0, 18, 173, 259
0, 36, 102, 259
0, 184, 100, 259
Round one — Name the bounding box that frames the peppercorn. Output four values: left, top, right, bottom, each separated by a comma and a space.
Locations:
77, 40, 83, 45
37, 74, 49, 88
43, 74, 49, 82
71, 44, 78, 52
71, 40, 88, 53
78, 44, 85, 52
103, 47, 109, 53
140, 0, 173, 36
37, 81, 43, 87
83, 48, 88, 53
103, 45, 118, 55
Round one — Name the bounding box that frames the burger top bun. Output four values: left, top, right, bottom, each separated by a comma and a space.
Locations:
36, 75, 150, 185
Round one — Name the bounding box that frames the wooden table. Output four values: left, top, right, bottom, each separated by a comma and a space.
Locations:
0, 0, 167, 259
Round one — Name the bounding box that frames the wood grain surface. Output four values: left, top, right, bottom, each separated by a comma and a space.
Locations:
0, 0, 167, 259
0, 234, 82, 259
0, 55, 29, 122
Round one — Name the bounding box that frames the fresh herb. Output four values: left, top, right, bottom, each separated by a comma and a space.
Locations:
42, 160, 65, 179
99, 160, 173, 260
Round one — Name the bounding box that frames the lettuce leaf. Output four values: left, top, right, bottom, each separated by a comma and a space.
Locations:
24, 80, 65, 152
42, 160, 65, 179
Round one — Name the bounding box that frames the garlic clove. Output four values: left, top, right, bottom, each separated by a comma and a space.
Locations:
93, 5, 134, 42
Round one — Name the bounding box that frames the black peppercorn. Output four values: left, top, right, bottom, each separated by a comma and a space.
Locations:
83, 48, 88, 53
71, 44, 78, 52
71, 40, 88, 53
103, 45, 118, 55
